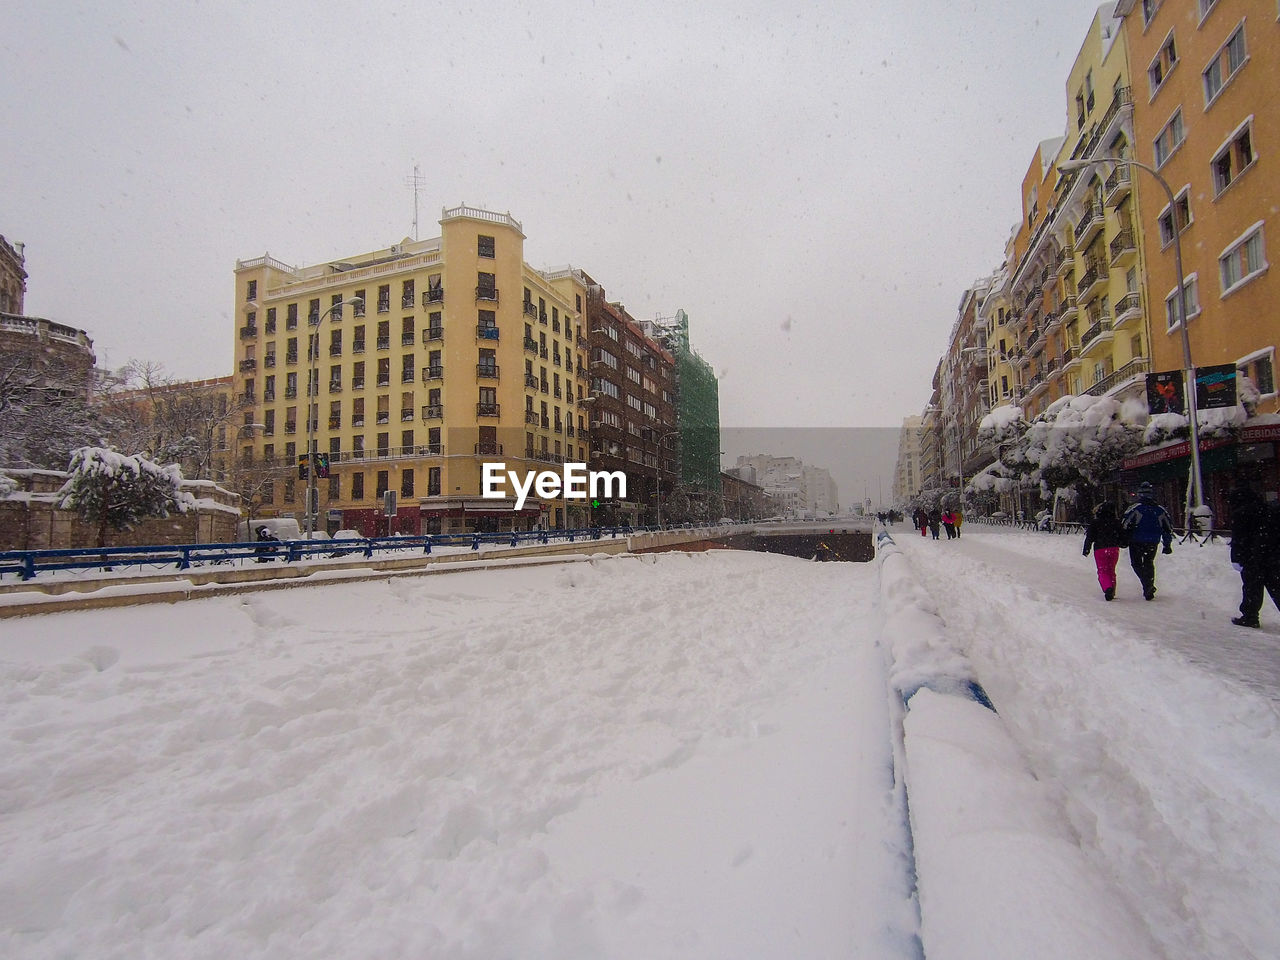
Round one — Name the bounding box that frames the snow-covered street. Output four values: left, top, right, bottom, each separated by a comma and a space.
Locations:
1, 530, 1279, 959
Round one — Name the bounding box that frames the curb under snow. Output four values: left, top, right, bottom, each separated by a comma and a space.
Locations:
875, 527, 1162, 960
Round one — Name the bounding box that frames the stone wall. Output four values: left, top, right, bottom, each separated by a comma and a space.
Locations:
0, 469, 241, 550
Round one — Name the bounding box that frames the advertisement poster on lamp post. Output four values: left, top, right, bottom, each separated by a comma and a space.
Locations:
1145, 370, 1185, 415
1195, 363, 1238, 410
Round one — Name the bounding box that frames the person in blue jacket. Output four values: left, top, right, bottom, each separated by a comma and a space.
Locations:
1122, 481, 1173, 600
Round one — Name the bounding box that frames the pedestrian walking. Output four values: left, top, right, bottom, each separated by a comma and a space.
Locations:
954, 508, 964, 538
1082, 502, 1126, 601
941, 510, 956, 539
1227, 485, 1280, 628
914, 507, 928, 538
1121, 481, 1173, 600
927, 507, 942, 541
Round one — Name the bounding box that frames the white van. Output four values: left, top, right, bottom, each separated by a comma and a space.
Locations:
237, 517, 302, 543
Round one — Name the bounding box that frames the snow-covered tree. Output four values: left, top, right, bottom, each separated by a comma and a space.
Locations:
57, 447, 197, 547
0, 352, 108, 469
1022, 395, 1146, 502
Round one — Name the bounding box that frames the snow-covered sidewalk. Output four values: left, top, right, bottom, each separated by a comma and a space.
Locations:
896, 523, 1280, 960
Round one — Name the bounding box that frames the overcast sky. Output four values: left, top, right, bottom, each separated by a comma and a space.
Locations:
2, 0, 1109, 500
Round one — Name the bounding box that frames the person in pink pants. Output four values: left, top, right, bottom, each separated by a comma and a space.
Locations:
1082, 502, 1126, 601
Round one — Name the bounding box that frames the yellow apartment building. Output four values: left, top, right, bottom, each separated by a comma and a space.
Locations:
1115, 0, 1277, 416
1051, 4, 1153, 407
231, 205, 592, 536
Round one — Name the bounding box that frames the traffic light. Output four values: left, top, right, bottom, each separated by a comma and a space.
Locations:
315, 453, 330, 479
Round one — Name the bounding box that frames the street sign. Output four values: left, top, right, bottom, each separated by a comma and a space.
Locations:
383, 490, 398, 516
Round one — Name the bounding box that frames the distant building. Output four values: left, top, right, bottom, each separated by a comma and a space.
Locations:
641, 310, 721, 501
232, 205, 592, 535
893, 414, 923, 504
0, 235, 27, 314
732, 454, 837, 517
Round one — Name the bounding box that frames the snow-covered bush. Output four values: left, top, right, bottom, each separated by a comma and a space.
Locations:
57, 447, 197, 546
0, 472, 15, 499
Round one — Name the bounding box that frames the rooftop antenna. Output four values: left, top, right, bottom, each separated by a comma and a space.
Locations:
404, 162, 426, 240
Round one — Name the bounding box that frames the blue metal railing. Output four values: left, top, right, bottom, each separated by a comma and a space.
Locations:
0, 523, 731, 581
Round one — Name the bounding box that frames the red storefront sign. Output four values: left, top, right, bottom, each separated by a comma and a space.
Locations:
1123, 422, 1280, 470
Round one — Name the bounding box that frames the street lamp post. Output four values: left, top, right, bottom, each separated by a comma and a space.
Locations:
1057, 157, 1208, 528
304, 296, 363, 537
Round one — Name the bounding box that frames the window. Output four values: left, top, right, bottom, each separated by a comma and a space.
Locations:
477, 234, 495, 258
1164, 273, 1200, 331
1148, 32, 1178, 96
428, 467, 441, 496
246, 279, 257, 301
352, 472, 364, 499
401, 469, 415, 498
1211, 119, 1254, 196
1203, 26, 1246, 104
1219, 222, 1267, 295
377, 284, 390, 313
1238, 349, 1276, 398
1198, 0, 1219, 22
376, 471, 389, 498
1157, 187, 1192, 246
1153, 109, 1184, 167
1141, 0, 1161, 29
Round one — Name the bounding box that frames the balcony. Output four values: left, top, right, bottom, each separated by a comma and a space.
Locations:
1114, 292, 1142, 326
329, 381, 342, 393
475, 442, 503, 455
285, 351, 299, 365
1074, 202, 1105, 247
1080, 317, 1114, 353
377, 337, 390, 350
1055, 247, 1075, 278
376, 412, 390, 425
284, 421, 297, 434
423, 326, 443, 343
1109, 228, 1137, 267
399, 333, 414, 347
1104, 166, 1132, 206
352, 302, 365, 318
401, 370, 415, 384
424, 287, 445, 305
377, 299, 390, 314
1043, 308, 1062, 333
525, 410, 539, 426
477, 325, 500, 341
376, 376, 390, 387
540, 380, 550, 393
476, 286, 499, 303
402, 293, 415, 310
263, 389, 275, 402
328, 416, 341, 430
419, 443, 443, 456
284, 387, 298, 399
1063, 346, 1081, 371
477, 364, 500, 380
352, 416, 364, 427
523, 301, 538, 319
352, 340, 365, 354
239, 325, 258, 340
422, 404, 444, 420
525, 373, 538, 389
1076, 260, 1106, 302
351, 377, 365, 389
524, 336, 538, 353
1085, 357, 1149, 398
422, 365, 444, 382
402, 408, 415, 422
239, 358, 257, 372
263, 354, 276, 368
477, 402, 501, 418
1059, 295, 1079, 319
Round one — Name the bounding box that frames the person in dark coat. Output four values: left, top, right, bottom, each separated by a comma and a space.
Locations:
254, 525, 280, 562
942, 510, 956, 539
1122, 481, 1173, 600
927, 508, 942, 540
914, 507, 929, 538
1083, 502, 1126, 600
1227, 486, 1280, 628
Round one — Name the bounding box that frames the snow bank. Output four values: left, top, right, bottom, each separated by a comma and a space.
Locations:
875, 528, 1162, 960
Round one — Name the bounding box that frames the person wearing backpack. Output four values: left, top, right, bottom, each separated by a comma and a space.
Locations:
1121, 481, 1173, 600
1227, 485, 1280, 628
